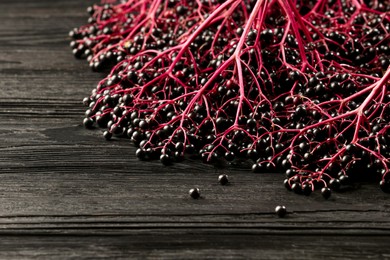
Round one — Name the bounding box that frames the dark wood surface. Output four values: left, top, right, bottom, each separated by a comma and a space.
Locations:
1, 0, 390, 259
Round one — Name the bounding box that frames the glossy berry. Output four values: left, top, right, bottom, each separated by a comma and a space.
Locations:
218, 174, 229, 185
329, 179, 341, 191
302, 183, 312, 196
283, 179, 292, 191
321, 187, 332, 199
339, 175, 349, 185
160, 154, 172, 165
82, 97, 90, 106
135, 148, 146, 160
291, 183, 302, 194
83, 117, 94, 129
251, 163, 264, 173
86, 6, 94, 15
189, 188, 200, 199
380, 180, 390, 193
224, 151, 235, 161
103, 130, 112, 140
275, 205, 287, 218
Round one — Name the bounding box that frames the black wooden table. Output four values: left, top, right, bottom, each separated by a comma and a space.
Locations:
1, 0, 390, 259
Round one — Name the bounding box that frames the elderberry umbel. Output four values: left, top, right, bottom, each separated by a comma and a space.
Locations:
72, 0, 390, 197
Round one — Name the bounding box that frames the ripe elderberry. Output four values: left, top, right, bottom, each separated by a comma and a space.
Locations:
275, 205, 287, 218
189, 188, 200, 199
103, 131, 112, 141
218, 174, 229, 185
321, 187, 332, 200
83, 117, 94, 129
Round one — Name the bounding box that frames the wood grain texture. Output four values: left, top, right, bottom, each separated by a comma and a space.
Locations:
1, 0, 390, 259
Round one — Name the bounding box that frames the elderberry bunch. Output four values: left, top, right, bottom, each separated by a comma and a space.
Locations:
73, 0, 390, 198
70, 0, 223, 72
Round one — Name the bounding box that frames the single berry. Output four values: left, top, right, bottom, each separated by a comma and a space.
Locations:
218, 174, 229, 185
339, 175, 349, 185
103, 130, 112, 140
275, 205, 287, 217
160, 154, 172, 165
380, 180, 390, 193
189, 188, 200, 199
329, 179, 341, 191
83, 117, 94, 129
291, 183, 302, 194
302, 183, 312, 196
82, 97, 90, 106
321, 187, 332, 199
283, 179, 292, 191
135, 148, 146, 160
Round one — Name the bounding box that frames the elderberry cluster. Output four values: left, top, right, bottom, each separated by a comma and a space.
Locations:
70, 0, 221, 71
73, 0, 390, 198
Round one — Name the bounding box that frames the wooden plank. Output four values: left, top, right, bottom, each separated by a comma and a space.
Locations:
0, 0, 101, 100
0, 234, 388, 259
1, 0, 390, 258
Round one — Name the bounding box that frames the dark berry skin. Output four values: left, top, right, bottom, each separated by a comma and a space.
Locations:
283, 179, 292, 191
224, 151, 235, 161
251, 163, 264, 173
189, 188, 200, 199
321, 187, 332, 199
302, 183, 312, 196
339, 175, 349, 185
380, 180, 390, 193
160, 154, 172, 165
292, 183, 302, 194
86, 6, 94, 15
329, 179, 341, 191
103, 130, 112, 140
285, 169, 296, 178
82, 97, 90, 106
218, 174, 229, 185
275, 205, 287, 217
135, 148, 146, 160
83, 117, 94, 129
